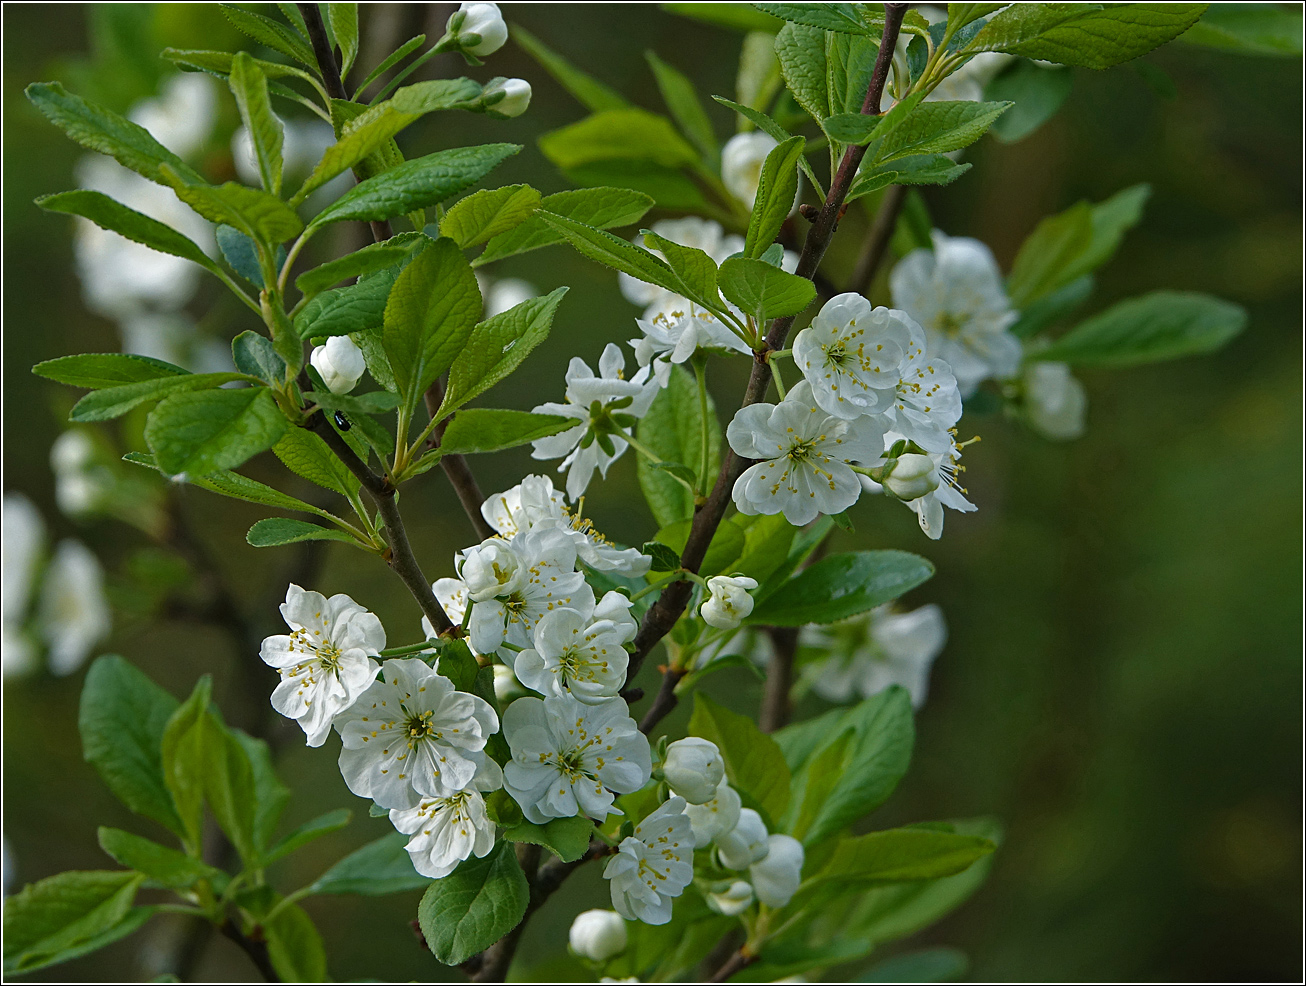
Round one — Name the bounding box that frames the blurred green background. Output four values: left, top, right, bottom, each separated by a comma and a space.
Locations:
2, 4, 1300, 982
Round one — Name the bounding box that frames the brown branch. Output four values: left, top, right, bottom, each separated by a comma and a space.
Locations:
638, 667, 686, 734
849, 183, 909, 296
625, 5, 909, 734
219, 918, 282, 982
424, 379, 495, 541
759, 626, 798, 733
308, 414, 453, 632
709, 945, 757, 983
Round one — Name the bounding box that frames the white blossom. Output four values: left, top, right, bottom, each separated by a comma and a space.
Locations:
2, 495, 45, 678
630, 309, 750, 387
603, 797, 694, 925
863, 431, 976, 539
749, 834, 804, 908
480, 475, 651, 577
129, 73, 216, 160
502, 694, 651, 823
706, 879, 755, 916
483, 77, 531, 118
260, 584, 383, 746
335, 658, 498, 808
514, 590, 634, 704
568, 909, 629, 961
728, 381, 887, 526
310, 336, 366, 394
451, 2, 508, 56
804, 603, 947, 708
388, 753, 503, 878
881, 319, 964, 454
1023, 361, 1087, 440
460, 537, 527, 603
531, 344, 659, 501
722, 130, 779, 210
39, 540, 110, 678
716, 807, 770, 870
700, 575, 759, 630
662, 737, 725, 805
50, 430, 113, 517
478, 275, 537, 318
682, 779, 742, 848
792, 294, 911, 419
890, 231, 1020, 396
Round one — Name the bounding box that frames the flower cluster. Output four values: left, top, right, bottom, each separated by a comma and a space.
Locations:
802, 603, 947, 708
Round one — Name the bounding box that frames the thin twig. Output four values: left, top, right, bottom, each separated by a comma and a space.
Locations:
425, 379, 495, 541
638, 667, 685, 734
218, 919, 282, 982
759, 626, 798, 733
849, 183, 909, 295
708, 945, 757, 983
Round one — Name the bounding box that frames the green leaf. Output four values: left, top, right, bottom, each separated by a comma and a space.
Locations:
308, 831, 428, 896
744, 134, 804, 258
436, 639, 480, 692
641, 229, 721, 309
78, 656, 183, 837
984, 61, 1074, 143
689, 693, 790, 825
97, 828, 224, 891
232, 331, 286, 385
310, 144, 521, 227
328, 2, 359, 73
233, 729, 290, 857
718, 256, 815, 322
25, 81, 202, 186
163, 47, 322, 87
247, 517, 360, 548
826, 29, 881, 117
439, 288, 569, 418
947, 3, 1009, 32
295, 264, 406, 338
35, 190, 221, 277
264, 901, 328, 982
295, 240, 418, 296
272, 426, 360, 497
440, 185, 542, 249
70, 372, 247, 423
748, 550, 935, 626
539, 211, 685, 298
229, 52, 284, 196
160, 676, 210, 853
438, 409, 574, 456
221, 3, 316, 67
160, 169, 303, 247
501, 816, 594, 863
1034, 291, 1247, 368
383, 236, 482, 411
514, 25, 629, 111
755, 2, 875, 34
1010, 275, 1094, 339
476, 186, 654, 266
871, 100, 1011, 164
862, 946, 970, 983
848, 154, 971, 200
34, 352, 188, 390
539, 108, 700, 170
732, 513, 799, 585
1181, 4, 1303, 57
636, 365, 721, 526
641, 540, 684, 572
775, 22, 829, 122
263, 809, 353, 866
791, 687, 916, 846
712, 96, 825, 193
809, 827, 996, 889
562, 160, 715, 213
145, 387, 288, 478
2, 871, 145, 975
646, 51, 719, 163
967, 2, 1207, 67
417, 842, 529, 967
216, 224, 270, 286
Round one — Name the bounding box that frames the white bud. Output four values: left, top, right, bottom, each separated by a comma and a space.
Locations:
716, 807, 769, 870
1023, 361, 1087, 441
482, 77, 532, 119
721, 131, 778, 210
663, 737, 725, 805
881, 453, 940, 501
700, 575, 758, 630
451, 2, 508, 56
309, 335, 366, 394
749, 834, 804, 908
706, 879, 754, 916
568, 908, 628, 961
459, 538, 524, 602
683, 780, 741, 848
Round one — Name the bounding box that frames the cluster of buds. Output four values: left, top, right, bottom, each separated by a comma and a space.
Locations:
434, 4, 532, 118
866, 437, 941, 502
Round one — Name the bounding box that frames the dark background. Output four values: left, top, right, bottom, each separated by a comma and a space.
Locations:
3, 4, 1301, 982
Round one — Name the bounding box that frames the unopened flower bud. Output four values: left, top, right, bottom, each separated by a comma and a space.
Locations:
749, 834, 804, 908
310, 335, 365, 395
481, 77, 532, 119
716, 807, 769, 870
683, 779, 741, 848
706, 879, 755, 916
700, 575, 758, 629
663, 737, 724, 805
1023, 361, 1087, 441
568, 908, 628, 961
449, 2, 508, 56
881, 453, 940, 501
459, 538, 524, 602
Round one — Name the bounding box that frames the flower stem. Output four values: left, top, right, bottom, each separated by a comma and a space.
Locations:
692, 356, 711, 493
